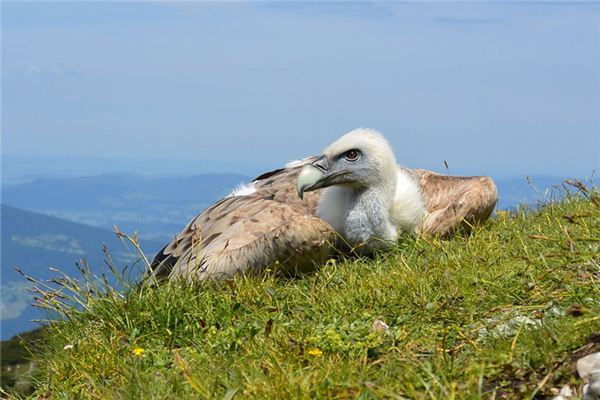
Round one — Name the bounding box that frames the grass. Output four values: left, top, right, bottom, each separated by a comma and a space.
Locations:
0, 328, 44, 396
5, 181, 600, 399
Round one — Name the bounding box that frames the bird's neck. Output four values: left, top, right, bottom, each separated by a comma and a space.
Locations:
343, 184, 398, 249
316, 167, 427, 250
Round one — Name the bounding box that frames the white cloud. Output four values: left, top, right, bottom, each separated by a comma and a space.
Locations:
23, 64, 80, 77
0, 282, 32, 320
25, 65, 42, 75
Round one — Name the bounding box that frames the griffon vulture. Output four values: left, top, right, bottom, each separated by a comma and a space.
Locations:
149, 129, 497, 282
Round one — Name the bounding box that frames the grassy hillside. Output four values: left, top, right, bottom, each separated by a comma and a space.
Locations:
6, 182, 600, 398
0, 328, 45, 395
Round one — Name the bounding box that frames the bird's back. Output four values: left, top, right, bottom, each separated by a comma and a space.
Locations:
149, 160, 335, 282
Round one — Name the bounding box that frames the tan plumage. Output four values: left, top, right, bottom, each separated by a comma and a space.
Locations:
415, 170, 497, 237
150, 160, 336, 281
149, 129, 497, 282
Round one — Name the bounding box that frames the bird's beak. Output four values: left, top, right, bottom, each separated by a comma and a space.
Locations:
297, 155, 351, 199
296, 156, 329, 199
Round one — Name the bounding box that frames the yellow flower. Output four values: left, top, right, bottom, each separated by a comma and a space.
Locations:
496, 210, 508, 219
307, 348, 323, 357
132, 347, 145, 357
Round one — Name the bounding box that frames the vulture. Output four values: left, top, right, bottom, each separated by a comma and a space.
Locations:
149, 129, 497, 282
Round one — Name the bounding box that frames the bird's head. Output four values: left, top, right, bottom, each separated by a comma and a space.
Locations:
297, 128, 397, 199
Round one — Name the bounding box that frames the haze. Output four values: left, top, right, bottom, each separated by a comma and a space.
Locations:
2, 2, 599, 179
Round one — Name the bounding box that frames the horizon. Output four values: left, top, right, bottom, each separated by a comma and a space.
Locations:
2, 154, 597, 184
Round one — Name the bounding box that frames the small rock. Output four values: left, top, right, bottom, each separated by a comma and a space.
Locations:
578, 353, 600, 400
371, 319, 389, 332
578, 352, 600, 380
552, 384, 574, 400
582, 382, 600, 400
560, 385, 574, 397
583, 373, 600, 399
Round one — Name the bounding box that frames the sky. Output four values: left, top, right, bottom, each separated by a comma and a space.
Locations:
2, 1, 599, 179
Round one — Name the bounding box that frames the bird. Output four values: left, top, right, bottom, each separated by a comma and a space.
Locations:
149, 128, 497, 282
296, 129, 498, 248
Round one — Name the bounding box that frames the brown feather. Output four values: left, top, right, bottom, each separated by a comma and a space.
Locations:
149, 160, 333, 281
413, 169, 498, 237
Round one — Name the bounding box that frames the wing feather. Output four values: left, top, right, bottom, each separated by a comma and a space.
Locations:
414, 169, 498, 236
149, 161, 330, 281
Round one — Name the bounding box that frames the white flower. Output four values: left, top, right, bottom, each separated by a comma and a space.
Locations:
371, 319, 389, 332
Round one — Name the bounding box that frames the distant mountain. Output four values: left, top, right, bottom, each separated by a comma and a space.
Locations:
2, 155, 272, 185
1, 205, 163, 340
2, 172, 251, 242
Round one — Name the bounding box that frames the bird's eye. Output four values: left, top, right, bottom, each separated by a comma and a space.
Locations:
344, 149, 360, 162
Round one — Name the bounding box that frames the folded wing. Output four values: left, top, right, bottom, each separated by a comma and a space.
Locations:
149, 161, 336, 282
414, 169, 498, 237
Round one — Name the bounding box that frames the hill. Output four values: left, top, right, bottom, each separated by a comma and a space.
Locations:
1, 205, 163, 339
2, 155, 269, 186
5, 182, 599, 398
2, 172, 250, 242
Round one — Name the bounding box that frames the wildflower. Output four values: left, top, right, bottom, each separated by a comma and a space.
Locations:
132, 347, 145, 357
371, 319, 389, 332
496, 210, 508, 219
307, 348, 323, 357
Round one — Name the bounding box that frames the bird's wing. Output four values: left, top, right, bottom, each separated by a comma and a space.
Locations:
413, 169, 498, 236
149, 162, 333, 282
251, 157, 320, 210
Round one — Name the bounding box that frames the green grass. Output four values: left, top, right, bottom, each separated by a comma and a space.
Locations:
0, 328, 44, 396
9, 182, 600, 399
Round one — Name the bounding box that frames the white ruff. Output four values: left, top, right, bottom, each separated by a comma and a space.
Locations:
227, 182, 257, 197
389, 168, 427, 233
316, 186, 352, 234
316, 167, 427, 240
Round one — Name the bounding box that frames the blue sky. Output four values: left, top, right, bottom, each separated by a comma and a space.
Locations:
2, 2, 599, 178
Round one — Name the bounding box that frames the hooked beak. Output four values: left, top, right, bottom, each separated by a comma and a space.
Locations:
296, 155, 349, 199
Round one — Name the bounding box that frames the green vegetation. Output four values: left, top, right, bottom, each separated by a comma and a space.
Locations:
0, 328, 44, 396
5, 182, 600, 399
